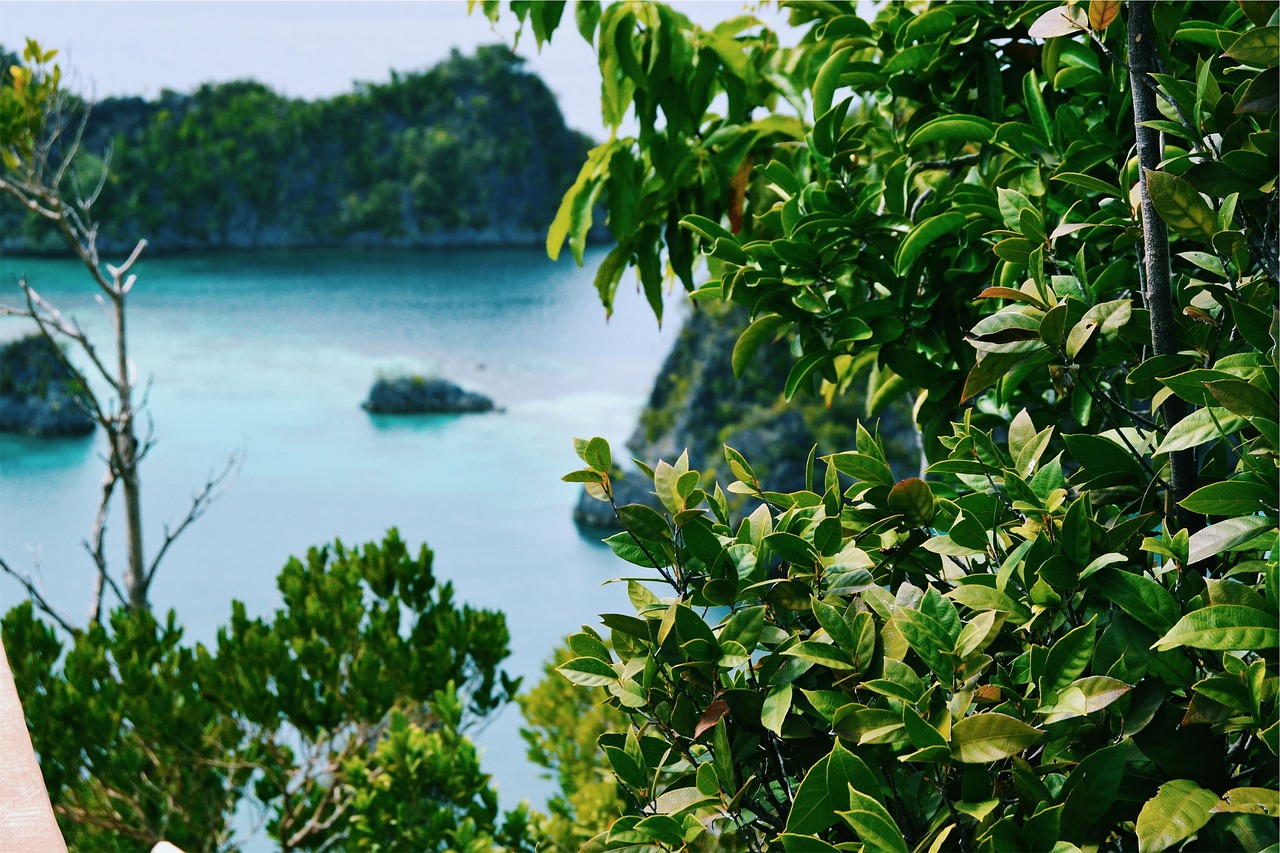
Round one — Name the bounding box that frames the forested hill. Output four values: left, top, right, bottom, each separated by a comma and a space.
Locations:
1, 45, 594, 253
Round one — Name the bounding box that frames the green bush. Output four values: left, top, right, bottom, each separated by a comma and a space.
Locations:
507, 1, 1279, 849
3, 530, 530, 852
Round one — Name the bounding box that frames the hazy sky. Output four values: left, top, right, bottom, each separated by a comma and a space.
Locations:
1, 1, 784, 141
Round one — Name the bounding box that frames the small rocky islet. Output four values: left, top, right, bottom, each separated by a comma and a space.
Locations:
361, 375, 496, 415
0, 335, 95, 438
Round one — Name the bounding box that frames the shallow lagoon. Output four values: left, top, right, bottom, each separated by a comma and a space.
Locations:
0, 245, 679, 815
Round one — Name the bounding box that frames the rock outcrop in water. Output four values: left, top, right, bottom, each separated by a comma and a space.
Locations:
0, 335, 95, 437
573, 305, 920, 530
362, 376, 495, 415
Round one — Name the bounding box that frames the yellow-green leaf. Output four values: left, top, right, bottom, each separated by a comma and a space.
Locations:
950, 713, 1044, 763
1152, 605, 1280, 652
1145, 169, 1216, 242
1136, 779, 1218, 853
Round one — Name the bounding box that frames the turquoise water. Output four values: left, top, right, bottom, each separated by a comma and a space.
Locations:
0, 246, 679, 819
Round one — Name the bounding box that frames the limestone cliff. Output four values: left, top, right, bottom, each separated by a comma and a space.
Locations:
574, 304, 921, 529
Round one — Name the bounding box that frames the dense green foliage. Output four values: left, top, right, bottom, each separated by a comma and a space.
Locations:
2, 531, 530, 851
500, 0, 1280, 849
0, 44, 592, 251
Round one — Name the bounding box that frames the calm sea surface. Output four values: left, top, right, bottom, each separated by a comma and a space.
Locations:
0, 246, 678, 822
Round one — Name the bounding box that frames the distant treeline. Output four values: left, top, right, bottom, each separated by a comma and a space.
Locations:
0, 45, 594, 252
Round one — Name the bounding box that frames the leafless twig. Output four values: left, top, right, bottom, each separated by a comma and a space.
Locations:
0, 556, 80, 637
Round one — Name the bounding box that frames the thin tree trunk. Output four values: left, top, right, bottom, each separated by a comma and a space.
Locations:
113, 292, 147, 608
1127, 1, 1197, 531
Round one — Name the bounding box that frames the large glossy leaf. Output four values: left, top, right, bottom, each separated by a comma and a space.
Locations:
1179, 481, 1277, 516
1095, 570, 1179, 634
837, 787, 909, 853
894, 213, 967, 274
1136, 779, 1218, 853
950, 713, 1043, 763
557, 656, 617, 686
887, 478, 935, 525
1145, 169, 1216, 242
1156, 407, 1247, 454
1042, 618, 1096, 695
827, 452, 894, 486
1187, 516, 1275, 564
1153, 605, 1280, 652
907, 115, 996, 148
1224, 26, 1279, 67
732, 314, 788, 378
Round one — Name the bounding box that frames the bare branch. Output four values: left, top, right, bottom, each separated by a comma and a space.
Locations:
143, 450, 245, 590
0, 556, 80, 637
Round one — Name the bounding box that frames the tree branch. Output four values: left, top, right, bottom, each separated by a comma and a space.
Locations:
0, 557, 80, 637
1127, 1, 1198, 531
143, 450, 245, 591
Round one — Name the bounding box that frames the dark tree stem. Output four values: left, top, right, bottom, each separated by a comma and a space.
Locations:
1127, 1, 1198, 532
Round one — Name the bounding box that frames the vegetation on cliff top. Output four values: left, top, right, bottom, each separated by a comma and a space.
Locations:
0, 44, 593, 252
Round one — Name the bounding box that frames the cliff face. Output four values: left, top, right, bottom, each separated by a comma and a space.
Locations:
575, 305, 921, 529
1, 46, 594, 254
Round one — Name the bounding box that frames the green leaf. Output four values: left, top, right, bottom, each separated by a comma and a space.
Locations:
1180, 481, 1277, 516
836, 787, 909, 853
1153, 605, 1280, 652
766, 532, 820, 567
947, 584, 1032, 623
778, 835, 841, 853
1136, 779, 1219, 853
680, 213, 734, 244
887, 478, 935, 525
762, 683, 793, 735
784, 641, 856, 670
950, 713, 1044, 763
1052, 171, 1123, 198
907, 115, 996, 148
784, 741, 881, 837
604, 532, 662, 568
894, 608, 955, 681
1224, 26, 1280, 67
1213, 787, 1280, 815
894, 213, 967, 274
1187, 516, 1276, 564
616, 504, 671, 541
813, 46, 855, 115
1043, 618, 1096, 695
827, 452, 894, 486
583, 436, 611, 471
557, 656, 617, 686
784, 351, 833, 400
1060, 741, 1127, 838
1156, 407, 1247, 455
604, 745, 648, 791
733, 314, 788, 378
1094, 569, 1179, 633
1145, 169, 1216, 242
1204, 378, 1277, 419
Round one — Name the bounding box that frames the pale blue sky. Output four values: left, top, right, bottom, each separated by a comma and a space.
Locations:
1, 1, 787, 140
